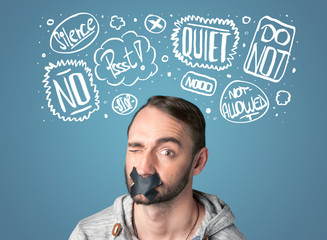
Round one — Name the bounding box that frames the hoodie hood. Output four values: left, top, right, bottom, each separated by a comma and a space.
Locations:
193, 190, 238, 239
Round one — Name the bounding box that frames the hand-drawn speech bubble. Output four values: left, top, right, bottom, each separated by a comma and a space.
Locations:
276, 90, 291, 106
94, 31, 158, 86
43, 59, 100, 122
50, 12, 99, 54
180, 71, 217, 96
112, 93, 138, 115
144, 14, 167, 34
171, 15, 239, 71
243, 16, 296, 83
220, 80, 269, 123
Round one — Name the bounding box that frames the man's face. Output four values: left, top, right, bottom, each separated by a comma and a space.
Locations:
125, 106, 195, 205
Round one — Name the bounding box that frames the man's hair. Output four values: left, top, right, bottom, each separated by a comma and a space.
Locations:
127, 96, 206, 157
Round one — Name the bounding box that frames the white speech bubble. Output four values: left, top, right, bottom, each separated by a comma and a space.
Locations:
144, 14, 167, 34
171, 15, 239, 71
181, 71, 217, 96
50, 12, 99, 54
112, 93, 138, 115
243, 16, 296, 82
43, 59, 100, 121
220, 80, 269, 123
94, 31, 158, 86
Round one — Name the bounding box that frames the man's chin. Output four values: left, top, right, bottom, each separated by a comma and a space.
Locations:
131, 192, 177, 206
132, 194, 153, 205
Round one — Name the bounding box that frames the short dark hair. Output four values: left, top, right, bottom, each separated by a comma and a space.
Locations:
127, 96, 206, 157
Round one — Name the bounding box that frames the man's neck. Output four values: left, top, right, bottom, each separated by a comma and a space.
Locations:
133, 190, 204, 240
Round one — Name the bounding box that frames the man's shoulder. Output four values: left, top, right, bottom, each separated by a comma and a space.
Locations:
69, 206, 116, 240
210, 224, 246, 240
72, 202, 116, 237
78, 204, 115, 227
69, 194, 132, 240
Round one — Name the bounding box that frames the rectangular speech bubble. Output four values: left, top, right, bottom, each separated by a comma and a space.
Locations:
243, 16, 296, 83
181, 71, 217, 96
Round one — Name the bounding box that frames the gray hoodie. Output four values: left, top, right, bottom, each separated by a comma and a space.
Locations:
69, 190, 246, 240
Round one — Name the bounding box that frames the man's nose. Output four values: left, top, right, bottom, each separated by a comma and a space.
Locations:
135, 150, 156, 177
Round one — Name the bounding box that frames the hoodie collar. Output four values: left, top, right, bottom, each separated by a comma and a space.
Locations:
112, 191, 235, 240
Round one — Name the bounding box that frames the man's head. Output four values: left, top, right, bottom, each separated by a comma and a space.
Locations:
127, 96, 206, 157
125, 96, 208, 205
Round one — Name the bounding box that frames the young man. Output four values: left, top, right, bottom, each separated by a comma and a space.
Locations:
69, 96, 245, 240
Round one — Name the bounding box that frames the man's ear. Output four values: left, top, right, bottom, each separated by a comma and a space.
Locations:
192, 147, 208, 176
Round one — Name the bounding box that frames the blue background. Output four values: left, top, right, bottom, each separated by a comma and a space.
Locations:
1, 0, 326, 239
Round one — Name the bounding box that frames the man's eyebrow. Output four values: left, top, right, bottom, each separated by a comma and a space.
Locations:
128, 142, 144, 147
157, 137, 182, 147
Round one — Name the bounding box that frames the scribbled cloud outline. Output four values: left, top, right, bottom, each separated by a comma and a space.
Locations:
110, 15, 125, 30
94, 31, 158, 86
171, 15, 239, 71
276, 90, 291, 106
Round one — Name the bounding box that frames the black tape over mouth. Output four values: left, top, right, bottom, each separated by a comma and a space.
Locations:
130, 167, 162, 201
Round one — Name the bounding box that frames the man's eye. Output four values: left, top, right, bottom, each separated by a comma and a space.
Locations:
129, 149, 140, 153
160, 149, 175, 157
